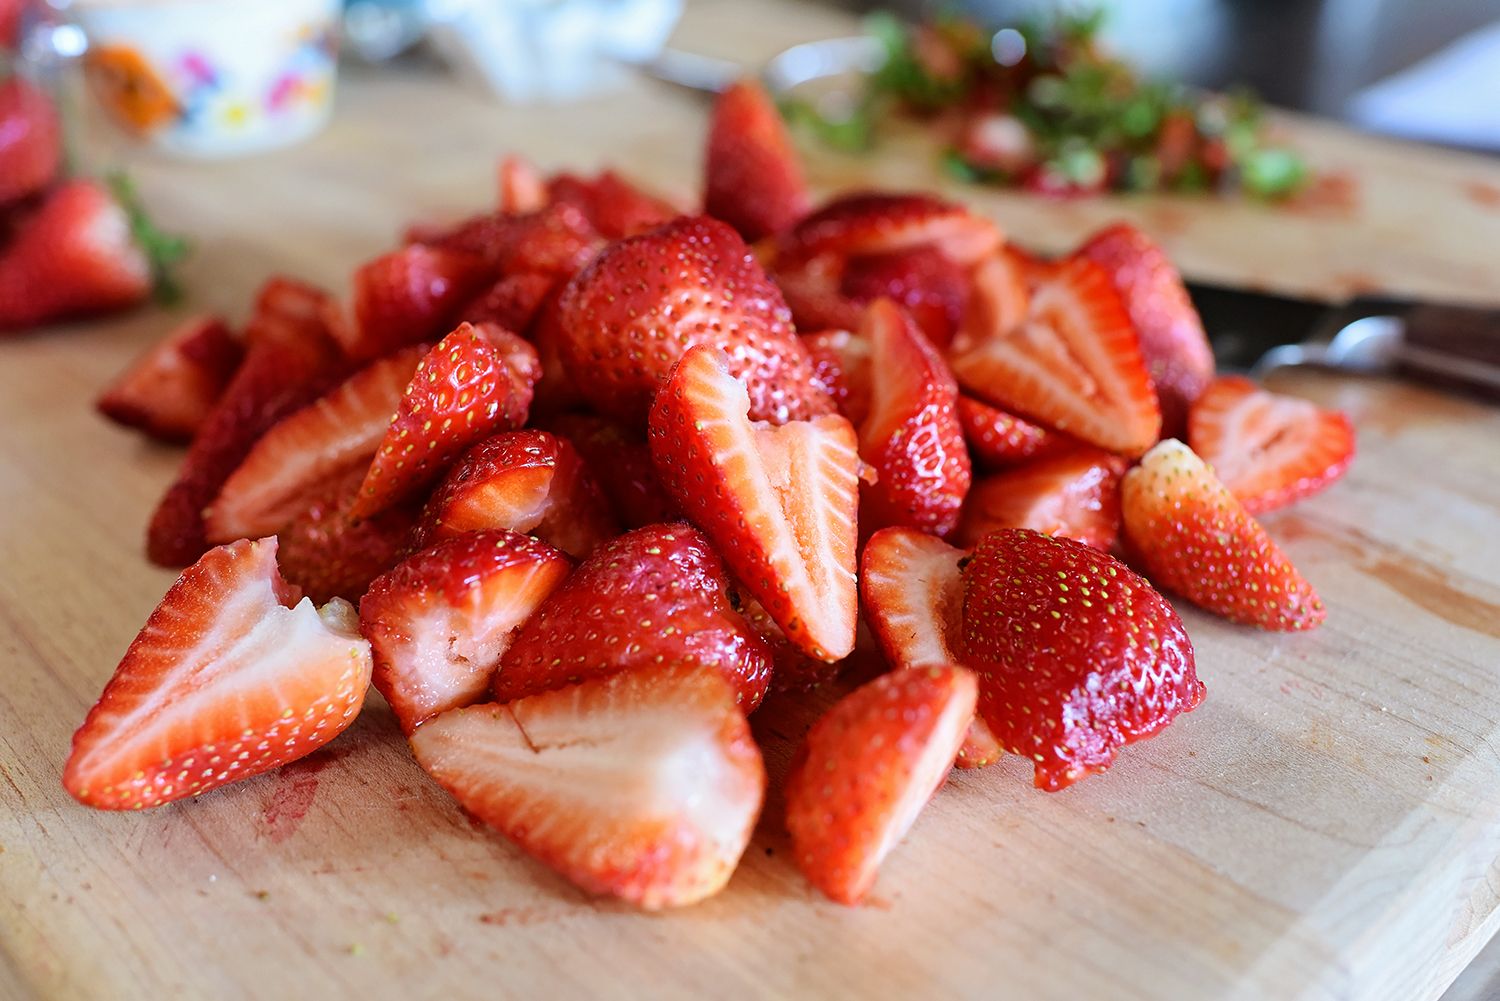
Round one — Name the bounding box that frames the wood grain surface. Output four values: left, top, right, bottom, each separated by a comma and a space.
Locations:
4, 2, 1500, 999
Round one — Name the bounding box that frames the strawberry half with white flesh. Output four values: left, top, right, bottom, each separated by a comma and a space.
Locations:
1121, 439, 1326, 630
360, 530, 571, 733
961, 528, 1204, 791
861, 527, 1001, 769
949, 256, 1160, 456
63, 538, 372, 809
784, 666, 977, 905
96, 315, 243, 444
410, 664, 766, 910
649, 344, 860, 662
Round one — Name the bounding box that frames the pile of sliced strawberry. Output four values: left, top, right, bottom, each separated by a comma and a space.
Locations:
71, 76, 1356, 910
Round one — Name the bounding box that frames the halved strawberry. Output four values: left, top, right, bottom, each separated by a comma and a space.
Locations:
1079, 223, 1215, 436
780, 192, 1001, 267
860, 527, 1000, 769
346, 244, 492, 362
1121, 439, 1325, 630
840, 246, 969, 349
704, 78, 810, 242
955, 446, 1127, 551
458, 270, 556, 332
410, 663, 766, 909
784, 665, 977, 905
495, 523, 773, 709
557, 215, 833, 425
360, 529, 571, 733
962, 250, 1030, 350
498, 154, 547, 214
204, 345, 425, 543
649, 345, 860, 662
772, 253, 864, 334
96, 315, 243, 443
422, 202, 602, 279
63, 537, 373, 810
955, 395, 1064, 469
1187, 375, 1355, 515
948, 256, 1161, 456
547, 170, 679, 240
802, 328, 873, 427
961, 528, 1204, 791
351, 323, 540, 519
857, 299, 970, 537
547, 414, 679, 528
276, 465, 420, 605
414, 429, 617, 557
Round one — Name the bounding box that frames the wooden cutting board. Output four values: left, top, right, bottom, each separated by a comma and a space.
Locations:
5, 3, 1500, 999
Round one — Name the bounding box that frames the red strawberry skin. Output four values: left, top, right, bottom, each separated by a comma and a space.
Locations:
704, 78, 809, 242
458, 270, 556, 332
422, 202, 602, 278
96, 315, 243, 443
803, 328, 873, 428
1079, 223, 1214, 437
1122, 439, 1326, 630
956, 395, 1064, 469
0, 180, 151, 332
496, 523, 773, 710
547, 170, 679, 240
955, 446, 1127, 551
961, 528, 1204, 791
0, 76, 61, 206
346, 244, 492, 361
557, 215, 833, 425
277, 465, 420, 604
548, 414, 680, 529
841, 247, 969, 349
784, 665, 977, 905
780, 192, 1001, 266
63, 537, 373, 809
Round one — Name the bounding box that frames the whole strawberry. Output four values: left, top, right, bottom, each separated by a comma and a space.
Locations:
961, 528, 1205, 791
0, 76, 61, 206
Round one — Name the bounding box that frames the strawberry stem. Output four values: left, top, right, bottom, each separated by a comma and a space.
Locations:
106, 171, 190, 304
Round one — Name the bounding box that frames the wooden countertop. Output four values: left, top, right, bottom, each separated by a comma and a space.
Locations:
3, 2, 1500, 999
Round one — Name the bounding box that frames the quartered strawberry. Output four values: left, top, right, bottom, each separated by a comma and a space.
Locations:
649, 345, 860, 662
955, 395, 1064, 469
410, 664, 766, 910
276, 465, 420, 605
497, 154, 547, 214
204, 345, 425, 543
547, 169, 679, 240
1079, 223, 1215, 436
414, 429, 617, 557
422, 202, 602, 279
0, 179, 152, 332
840, 246, 969, 349
495, 523, 773, 709
961, 528, 1204, 791
856, 299, 970, 537
704, 78, 810, 242
96, 315, 243, 443
346, 244, 492, 361
860, 527, 1000, 769
802, 328, 873, 427
458, 270, 556, 332
955, 446, 1127, 551
557, 215, 833, 425
779, 192, 1001, 267
1187, 375, 1355, 515
360, 529, 571, 733
784, 665, 977, 905
1121, 439, 1325, 630
949, 256, 1161, 456
63, 537, 373, 810
547, 414, 679, 528
351, 323, 540, 519
0, 76, 61, 206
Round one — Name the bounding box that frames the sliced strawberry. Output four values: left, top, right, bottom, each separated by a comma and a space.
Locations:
1187, 375, 1356, 515
803, 328, 873, 427
0, 76, 61, 206
346, 244, 492, 362
857, 299, 970, 537
411, 663, 765, 909
525, 285, 584, 416
547, 170, 679, 240
649, 345, 860, 662
1121, 439, 1325, 630
547, 414, 679, 528
242, 276, 339, 349
204, 345, 425, 543
955, 395, 1065, 469
784, 665, 977, 905
735, 591, 844, 692
704, 78, 810, 242
961, 528, 1205, 791
415, 429, 617, 557
361, 529, 571, 733
557, 215, 832, 425
63, 537, 373, 810
780, 192, 1001, 267
458, 270, 556, 332
955, 446, 1127, 551
422, 202, 602, 279
948, 256, 1161, 456
498, 154, 547, 214
351, 323, 540, 519
860, 527, 1000, 769
496, 523, 773, 709
963, 249, 1030, 349
1008, 244, 1063, 289
772, 253, 864, 334
96, 315, 243, 443
277, 465, 420, 605
840, 246, 969, 349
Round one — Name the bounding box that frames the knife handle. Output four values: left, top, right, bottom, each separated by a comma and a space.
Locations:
1398, 305, 1500, 401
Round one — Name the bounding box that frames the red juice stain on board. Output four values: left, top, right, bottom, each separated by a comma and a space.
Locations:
260, 746, 347, 842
